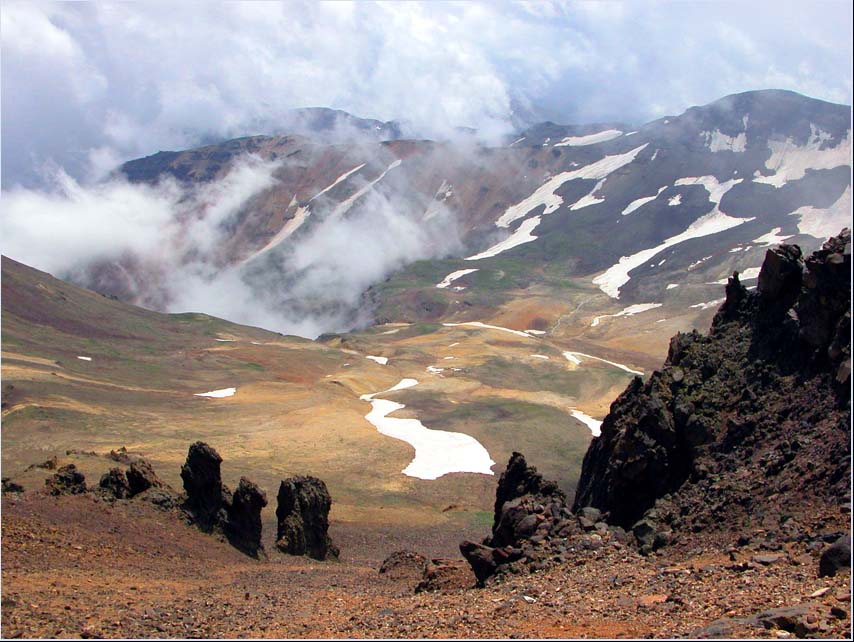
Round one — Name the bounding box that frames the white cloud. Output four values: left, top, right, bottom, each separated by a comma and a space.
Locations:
3, 1, 848, 188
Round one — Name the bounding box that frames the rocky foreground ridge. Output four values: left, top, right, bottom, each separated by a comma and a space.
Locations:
459, 230, 851, 591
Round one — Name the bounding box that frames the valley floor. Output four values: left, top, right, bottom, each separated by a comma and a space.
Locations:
2, 492, 850, 639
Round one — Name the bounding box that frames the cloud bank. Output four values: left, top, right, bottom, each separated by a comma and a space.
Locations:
2, 0, 851, 187
1, 153, 462, 337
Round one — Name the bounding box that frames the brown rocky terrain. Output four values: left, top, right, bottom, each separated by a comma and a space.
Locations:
2, 232, 850, 639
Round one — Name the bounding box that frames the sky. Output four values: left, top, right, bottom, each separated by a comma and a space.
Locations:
1, 0, 852, 188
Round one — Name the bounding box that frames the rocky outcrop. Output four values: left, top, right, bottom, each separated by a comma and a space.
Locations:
45, 464, 87, 495
224, 477, 268, 558
126, 460, 162, 496
275, 476, 338, 560
99, 468, 131, 499
180, 441, 231, 531
573, 231, 851, 549
459, 452, 613, 586
2, 478, 24, 493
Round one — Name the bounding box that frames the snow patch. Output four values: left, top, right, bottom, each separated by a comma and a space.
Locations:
526, 329, 546, 335
754, 126, 850, 187
436, 268, 479, 289
466, 216, 541, 260
510, 137, 526, 146
494, 144, 648, 228
790, 186, 851, 239
570, 409, 603, 437
590, 303, 662, 327
366, 356, 389, 365
530, 354, 550, 360
668, 194, 682, 206
622, 186, 667, 216
359, 378, 495, 480
752, 227, 794, 246
442, 321, 534, 339
563, 351, 643, 376
594, 176, 751, 298
701, 129, 747, 153
690, 298, 724, 310
707, 266, 761, 285
666, 283, 679, 290
329, 159, 402, 219
76, 356, 92, 361
310, 163, 366, 202
195, 387, 236, 398
553, 129, 623, 147
426, 366, 445, 374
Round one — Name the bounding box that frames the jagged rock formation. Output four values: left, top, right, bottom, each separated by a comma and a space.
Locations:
180, 441, 231, 531
275, 476, 338, 560
460, 452, 621, 586
224, 477, 268, 558
44, 464, 87, 495
180, 442, 268, 557
573, 230, 851, 551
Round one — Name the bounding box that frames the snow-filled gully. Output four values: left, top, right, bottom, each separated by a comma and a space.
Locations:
359, 379, 495, 480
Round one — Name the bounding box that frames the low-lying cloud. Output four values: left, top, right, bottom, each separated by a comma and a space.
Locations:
1, 153, 462, 338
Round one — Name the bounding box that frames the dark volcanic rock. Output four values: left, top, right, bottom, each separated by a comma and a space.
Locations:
460, 453, 572, 585
491, 452, 565, 535
819, 535, 851, 577
224, 477, 268, 558
275, 476, 338, 560
45, 464, 87, 496
2, 478, 24, 493
573, 231, 851, 543
180, 442, 229, 531
99, 468, 130, 499
459, 541, 498, 586
126, 459, 162, 497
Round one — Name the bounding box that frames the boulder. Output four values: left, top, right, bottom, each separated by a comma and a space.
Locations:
459, 541, 498, 586
45, 464, 87, 495
126, 459, 162, 497
224, 477, 268, 558
275, 475, 338, 560
819, 535, 850, 577
99, 467, 130, 499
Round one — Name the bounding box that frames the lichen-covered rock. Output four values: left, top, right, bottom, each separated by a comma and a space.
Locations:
224, 477, 268, 558
45, 464, 87, 496
275, 475, 338, 560
126, 459, 162, 497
